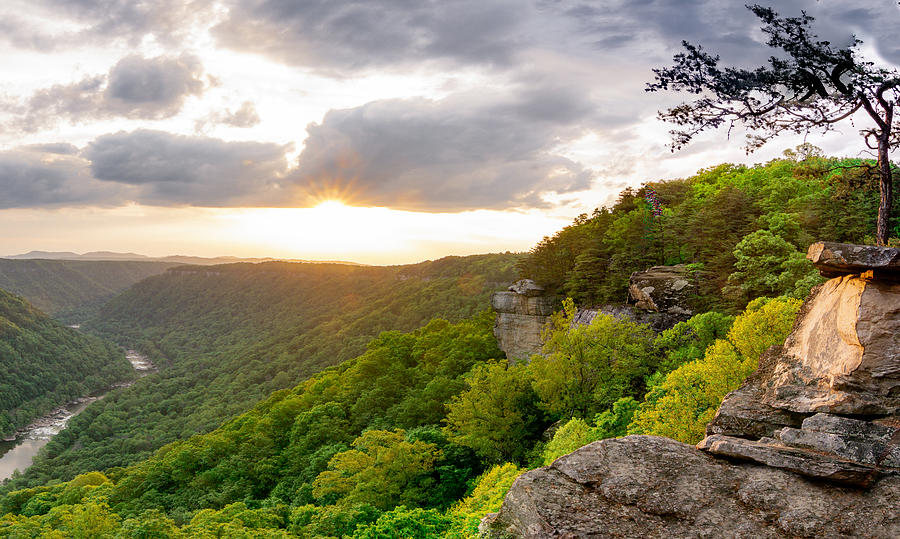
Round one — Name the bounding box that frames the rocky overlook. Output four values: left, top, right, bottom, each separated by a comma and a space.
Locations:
491, 280, 557, 362
492, 267, 698, 362
484, 242, 900, 537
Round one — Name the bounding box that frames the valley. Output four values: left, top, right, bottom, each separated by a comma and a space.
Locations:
0, 350, 155, 481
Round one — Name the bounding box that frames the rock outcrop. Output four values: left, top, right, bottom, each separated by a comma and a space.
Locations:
482, 435, 900, 538
573, 303, 683, 333
485, 243, 900, 536
702, 242, 900, 486
628, 264, 700, 321
492, 280, 557, 362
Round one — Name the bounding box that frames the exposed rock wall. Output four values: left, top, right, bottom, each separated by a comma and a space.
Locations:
628, 264, 701, 319
702, 243, 900, 486
482, 436, 900, 538
485, 243, 900, 536
491, 280, 557, 362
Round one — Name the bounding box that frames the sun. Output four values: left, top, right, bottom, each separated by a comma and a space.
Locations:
313, 199, 349, 212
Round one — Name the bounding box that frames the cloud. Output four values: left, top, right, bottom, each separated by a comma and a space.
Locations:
291, 85, 597, 212
104, 54, 205, 116
12, 54, 206, 132
212, 0, 530, 73
194, 101, 261, 133
84, 130, 292, 206
0, 147, 121, 209
0, 0, 217, 50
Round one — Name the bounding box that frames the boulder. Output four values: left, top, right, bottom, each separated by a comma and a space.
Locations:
807, 241, 900, 278
507, 279, 545, 297
701, 250, 900, 485
482, 435, 900, 538
628, 265, 698, 318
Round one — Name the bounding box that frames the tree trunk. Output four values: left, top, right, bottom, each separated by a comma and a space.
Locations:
877, 136, 893, 246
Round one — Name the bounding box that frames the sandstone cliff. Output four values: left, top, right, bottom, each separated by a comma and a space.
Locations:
484, 243, 900, 537
491, 280, 557, 362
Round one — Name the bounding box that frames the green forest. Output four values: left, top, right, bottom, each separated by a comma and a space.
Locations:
0, 149, 894, 537
0, 260, 178, 324
0, 289, 133, 438
1, 255, 519, 492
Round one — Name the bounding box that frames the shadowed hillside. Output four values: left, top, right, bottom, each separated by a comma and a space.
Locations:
0, 260, 180, 323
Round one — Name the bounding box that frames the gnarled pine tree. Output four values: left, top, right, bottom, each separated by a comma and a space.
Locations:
648, 4, 899, 245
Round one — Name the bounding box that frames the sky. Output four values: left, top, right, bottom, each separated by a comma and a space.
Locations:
1, 1, 899, 265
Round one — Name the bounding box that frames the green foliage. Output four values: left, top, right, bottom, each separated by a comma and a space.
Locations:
728, 229, 823, 301
540, 397, 639, 466
516, 152, 898, 311
0, 289, 132, 438
728, 297, 803, 361
629, 297, 803, 443
5, 254, 518, 491
444, 361, 545, 464
2, 314, 506, 537
529, 299, 656, 418
447, 463, 524, 537
312, 430, 441, 510
653, 311, 734, 375
351, 506, 455, 539
0, 260, 177, 324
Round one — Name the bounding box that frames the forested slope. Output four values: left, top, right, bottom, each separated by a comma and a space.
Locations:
0, 260, 179, 323
4, 254, 519, 489
0, 289, 132, 438
517, 148, 897, 311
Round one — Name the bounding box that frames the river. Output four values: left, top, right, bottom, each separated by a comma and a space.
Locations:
0, 350, 156, 481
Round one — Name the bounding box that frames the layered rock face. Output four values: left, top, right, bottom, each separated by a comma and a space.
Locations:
482, 436, 900, 538
484, 243, 900, 536
703, 242, 900, 486
491, 280, 557, 362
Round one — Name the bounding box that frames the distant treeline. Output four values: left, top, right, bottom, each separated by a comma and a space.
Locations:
0, 260, 178, 323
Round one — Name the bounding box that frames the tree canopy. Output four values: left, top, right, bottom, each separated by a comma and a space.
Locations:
648, 4, 900, 245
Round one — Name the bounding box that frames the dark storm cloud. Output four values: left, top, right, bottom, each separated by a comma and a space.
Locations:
291, 85, 598, 212
84, 130, 291, 206
0, 148, 122, 209
14, 54, 205, 132
212, 0, 528, 72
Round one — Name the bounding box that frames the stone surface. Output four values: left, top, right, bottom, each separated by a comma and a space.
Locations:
702, 267, 900, 485
507, 279, 545, 297
766, 275, 900, 415
491, 287, 558, 362
807, 241, 900, 277
628, 265, 698, 318
698, 434, 882, 487
483, 435, 900, 538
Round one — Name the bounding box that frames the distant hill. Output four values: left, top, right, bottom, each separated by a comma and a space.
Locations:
4, 250, 365, 266
0, 288, 132, 438
7, 253, 521, 487
0, 259, 181, 323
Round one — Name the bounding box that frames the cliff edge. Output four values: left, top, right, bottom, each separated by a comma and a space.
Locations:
484, 243, 900, 537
